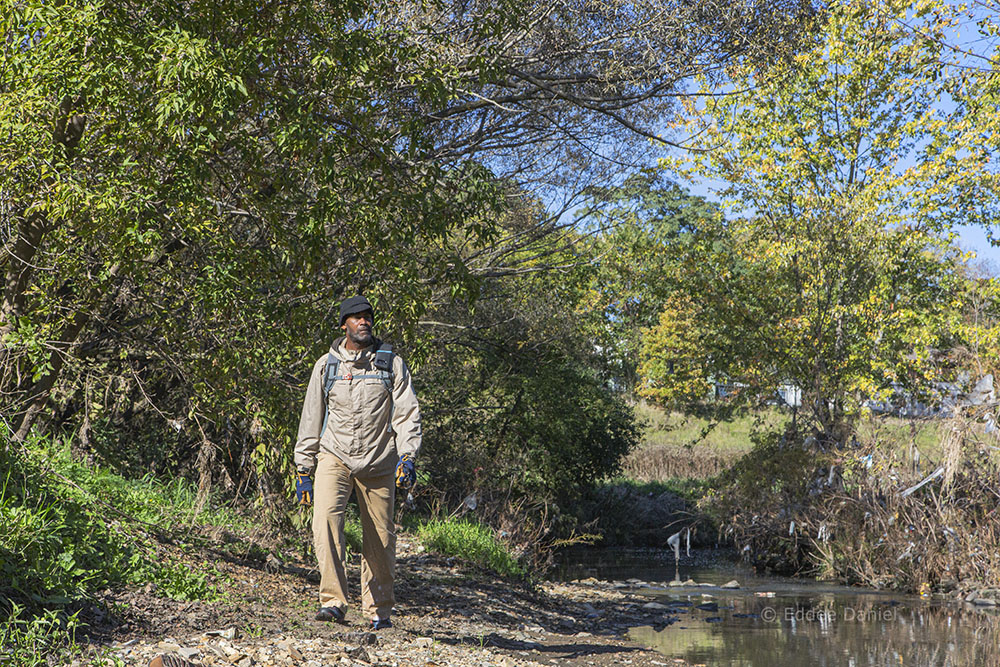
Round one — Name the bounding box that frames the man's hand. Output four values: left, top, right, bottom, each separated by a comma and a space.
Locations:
395, 454, 416, 491
296, 472, 313, 505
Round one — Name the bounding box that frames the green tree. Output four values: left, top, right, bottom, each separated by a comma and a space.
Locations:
0, 0, 819, 508
579, 172, 721, 391
0, 1, 507, 511
645, 0, 984, 442
414, 204, 639, 551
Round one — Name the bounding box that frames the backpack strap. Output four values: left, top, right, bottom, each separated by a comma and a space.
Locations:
373, 341, 395, 430
320, 339, 344, 437
373, 342, 394, 393
319, 339, 396, 437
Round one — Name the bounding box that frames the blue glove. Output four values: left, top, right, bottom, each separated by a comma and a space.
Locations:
296, 472, 313, 505
395, 454, 416, 490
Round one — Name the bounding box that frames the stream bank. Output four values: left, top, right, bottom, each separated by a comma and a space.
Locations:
61, 534, 1000, 667
68, 538, 689, 667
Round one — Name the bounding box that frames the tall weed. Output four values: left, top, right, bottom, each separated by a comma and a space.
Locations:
139, 559, 227, 602
0, 604, 83, 667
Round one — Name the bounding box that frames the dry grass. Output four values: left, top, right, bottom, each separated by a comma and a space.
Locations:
629, 403, 955, 483
621, 444, 736, 481
803, 412, 1000, 593
623, 403, 1000, 595
624, 403, 787, 481
701, 410, 1000, 595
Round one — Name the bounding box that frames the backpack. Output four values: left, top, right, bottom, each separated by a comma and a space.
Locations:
320, 338, 395, 436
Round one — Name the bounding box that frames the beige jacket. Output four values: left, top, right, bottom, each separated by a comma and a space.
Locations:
295, 338, 421, 476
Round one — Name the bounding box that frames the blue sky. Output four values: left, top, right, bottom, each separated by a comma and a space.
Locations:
955, 225, 1000, 273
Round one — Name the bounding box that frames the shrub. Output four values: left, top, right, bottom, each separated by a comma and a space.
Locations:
0, 441, 140, 607
1, 428, 260, 662
700, 427, 831, 574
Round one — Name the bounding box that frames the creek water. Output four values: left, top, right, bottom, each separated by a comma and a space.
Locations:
554, 547, 1000, 667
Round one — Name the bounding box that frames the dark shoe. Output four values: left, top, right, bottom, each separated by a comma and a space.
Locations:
315, 606, 346, 623
370, 617, 392, 630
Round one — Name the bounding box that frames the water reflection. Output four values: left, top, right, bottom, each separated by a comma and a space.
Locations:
554, 548, 1000, 666
629, 588, 1000, 666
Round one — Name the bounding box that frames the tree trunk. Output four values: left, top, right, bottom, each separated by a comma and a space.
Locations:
12, 308, 92, 441
3, 96, 87, 439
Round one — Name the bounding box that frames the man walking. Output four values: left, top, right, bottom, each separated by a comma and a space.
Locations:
294, 296, 421, 629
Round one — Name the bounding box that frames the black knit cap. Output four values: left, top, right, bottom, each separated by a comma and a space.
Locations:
339, 295, 374, 325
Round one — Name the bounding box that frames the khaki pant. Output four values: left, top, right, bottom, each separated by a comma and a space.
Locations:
313, 452, 396, 619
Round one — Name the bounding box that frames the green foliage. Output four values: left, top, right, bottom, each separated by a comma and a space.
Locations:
340, 505, 363, 557
0, 604, 84, 667
647, 0, 983, 438
407, 204, 644, 563
39, 442, 254, 532
711, 430, 816, 508
582, 173, 721, 392
419, 261, 640, 503
637, 294, 716, 406
0, 428, 256, 662
417, 518, 525, 579
0, 442, 140, 606
138, 559, 226, 602
0, 0, 825, 617
0, 0, 822, 523
0, 0, 508, 513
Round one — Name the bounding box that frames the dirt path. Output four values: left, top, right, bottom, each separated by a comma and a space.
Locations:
76, 537, 686, 667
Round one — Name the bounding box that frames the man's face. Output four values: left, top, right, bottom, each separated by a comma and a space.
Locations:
341, 310, 374, 348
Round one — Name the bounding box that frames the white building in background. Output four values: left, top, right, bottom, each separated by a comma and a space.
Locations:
710, 374, 994, 418
863, 374, 995, 418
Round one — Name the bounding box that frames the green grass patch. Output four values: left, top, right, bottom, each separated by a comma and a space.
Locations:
854, 414, 948, 463
1, 430, 255, 632
636, 403, 788, 453
45, 438, 257, 533
416, 518, 525, 578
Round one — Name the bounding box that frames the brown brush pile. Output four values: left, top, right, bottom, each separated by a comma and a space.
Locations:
704, 414, 1000, 597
